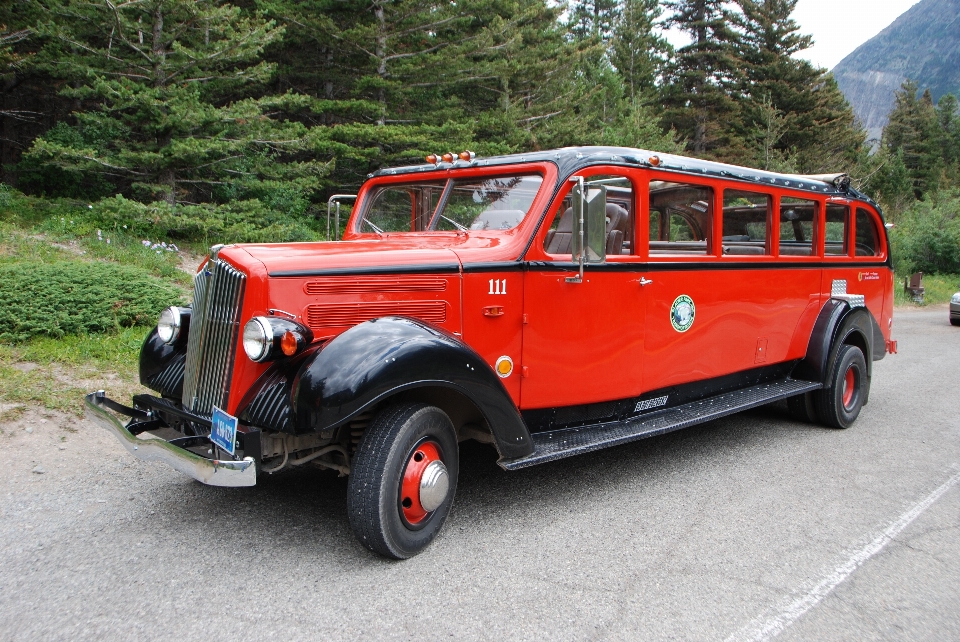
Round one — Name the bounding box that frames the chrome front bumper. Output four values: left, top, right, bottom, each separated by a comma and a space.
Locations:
84, 391, 257, 487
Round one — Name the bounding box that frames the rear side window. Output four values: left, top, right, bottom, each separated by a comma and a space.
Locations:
722, 190, 771, 256
779, 197, 817, 257
855, 208, 880, 256
825, 204, 849, 256
648, 181, 713, 256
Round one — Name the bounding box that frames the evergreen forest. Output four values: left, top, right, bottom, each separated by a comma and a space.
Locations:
0, 0, 958, 274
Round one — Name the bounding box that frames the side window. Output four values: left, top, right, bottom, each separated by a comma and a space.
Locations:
722, 189, 771, 256
825, 204, 849, 256
543, 174, 635, 256
779, 197, 817, 257
648, 181, 713, 256
855, 208, 880, 256
361, 181, 445, 232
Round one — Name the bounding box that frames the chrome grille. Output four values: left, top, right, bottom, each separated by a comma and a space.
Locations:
181, 255, 246, 416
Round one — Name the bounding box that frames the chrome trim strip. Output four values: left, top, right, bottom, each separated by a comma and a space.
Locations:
84, 392, 256, 487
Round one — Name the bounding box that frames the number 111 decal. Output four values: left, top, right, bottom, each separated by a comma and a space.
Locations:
488, 279, 507, 295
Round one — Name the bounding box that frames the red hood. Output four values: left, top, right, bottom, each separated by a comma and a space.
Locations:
220, 238, 465, 275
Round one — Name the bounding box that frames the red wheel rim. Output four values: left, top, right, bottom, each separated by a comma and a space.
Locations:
842, 366, 856, 409
400, 441, 442, 525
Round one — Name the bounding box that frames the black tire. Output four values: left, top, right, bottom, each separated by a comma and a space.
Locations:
951, 317, 960, 327
787, 392, 819, 423
347, 403, 458, 559
815, 344, 868, 429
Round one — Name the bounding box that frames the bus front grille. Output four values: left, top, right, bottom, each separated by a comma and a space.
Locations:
181, 255, 246, 417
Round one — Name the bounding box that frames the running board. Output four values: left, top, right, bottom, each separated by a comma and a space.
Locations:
502, 378, 822, 470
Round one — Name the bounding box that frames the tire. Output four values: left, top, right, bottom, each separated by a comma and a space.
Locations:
815, 344, 868, 429
347, 403, 458, 559
787, 392, 819, 423
951, 317, 960, 327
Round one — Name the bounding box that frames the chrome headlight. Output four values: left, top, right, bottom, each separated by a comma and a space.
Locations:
243, 316, 314, 363
157, 306, 190, 345
951, 292, 960, 304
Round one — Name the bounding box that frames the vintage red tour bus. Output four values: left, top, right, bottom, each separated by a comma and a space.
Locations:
86, 146, 897, 558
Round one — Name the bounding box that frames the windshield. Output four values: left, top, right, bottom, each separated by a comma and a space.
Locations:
358, 174, 543, 234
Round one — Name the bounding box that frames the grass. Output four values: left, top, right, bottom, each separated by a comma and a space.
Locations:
0, 188, 192, 414
0, 327, 150, 416
893, 272, 960, 307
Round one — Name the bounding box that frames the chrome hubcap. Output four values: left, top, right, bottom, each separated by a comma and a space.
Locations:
418, 460, 449, 512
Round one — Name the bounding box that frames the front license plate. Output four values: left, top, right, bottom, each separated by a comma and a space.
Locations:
210, 406, 238, 456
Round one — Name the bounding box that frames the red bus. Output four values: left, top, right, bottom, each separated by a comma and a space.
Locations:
87, 147, 896, 558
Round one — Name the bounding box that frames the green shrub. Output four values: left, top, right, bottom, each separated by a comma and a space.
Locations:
91, 195, 322, 244
889, 190, 960, 275
0, 261, 184, 342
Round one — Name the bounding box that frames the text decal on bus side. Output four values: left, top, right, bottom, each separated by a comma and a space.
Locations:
488, 279, 507, 295
670, 295, 696, 333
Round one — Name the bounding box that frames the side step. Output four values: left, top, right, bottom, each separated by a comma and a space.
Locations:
501, 378, 821, 470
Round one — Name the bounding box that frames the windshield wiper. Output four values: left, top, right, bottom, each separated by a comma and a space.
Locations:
362, 218, 384, 234
439, 215, 468, 232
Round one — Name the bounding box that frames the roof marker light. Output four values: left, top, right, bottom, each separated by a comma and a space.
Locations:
442, 152, 455, 163
458, 151, 476, 161
425, 154, 438, 164
648, 155, 661, 167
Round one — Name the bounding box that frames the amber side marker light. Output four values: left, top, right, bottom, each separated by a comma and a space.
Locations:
281, 331, 300, 356
648, 155, 661, 167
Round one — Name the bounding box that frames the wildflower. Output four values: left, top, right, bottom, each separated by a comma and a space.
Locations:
106, 239, 110, 244
161, 242, 168, 248
122, 225, 127, 229
142, 240, 151, 247
168, 244, 179, 253
88, 204, 93, 209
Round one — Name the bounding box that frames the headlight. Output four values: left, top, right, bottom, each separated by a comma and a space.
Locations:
157, 306, 190, 345
951, 293, 960, 304
242, 316, 313, 363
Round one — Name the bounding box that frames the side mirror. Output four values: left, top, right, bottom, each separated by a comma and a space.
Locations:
568, 180, 606, 282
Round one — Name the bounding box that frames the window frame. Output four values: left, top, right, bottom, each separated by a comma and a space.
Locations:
535, 166, 641, 261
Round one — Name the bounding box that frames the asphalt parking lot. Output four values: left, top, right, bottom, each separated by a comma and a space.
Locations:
1, 306, 958, 641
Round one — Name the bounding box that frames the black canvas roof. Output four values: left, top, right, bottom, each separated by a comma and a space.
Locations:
372, 146, 876, 205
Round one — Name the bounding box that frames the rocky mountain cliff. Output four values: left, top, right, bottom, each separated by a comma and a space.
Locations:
832, 0, 960, 142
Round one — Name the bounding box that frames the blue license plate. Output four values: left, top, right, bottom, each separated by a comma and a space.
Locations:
210, 406, 238, 456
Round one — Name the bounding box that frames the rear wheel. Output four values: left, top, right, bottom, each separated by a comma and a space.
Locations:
347, 403, 458, 559
815, 344, 868, 429
951, 317, 960, 327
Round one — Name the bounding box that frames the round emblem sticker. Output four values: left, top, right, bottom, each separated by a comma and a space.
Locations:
670, 295, 696, 332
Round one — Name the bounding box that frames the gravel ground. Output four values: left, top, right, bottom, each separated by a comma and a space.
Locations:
1, 307, 957, 641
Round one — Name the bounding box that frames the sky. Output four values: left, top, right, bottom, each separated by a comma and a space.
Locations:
664, 0, 925, 71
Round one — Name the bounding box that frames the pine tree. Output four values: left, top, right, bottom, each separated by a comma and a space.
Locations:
24, 0, 326, 206
660, 0, 744, 158
610, 0, 671, 107
733, 0, 864, 173
883, 80, 943, 199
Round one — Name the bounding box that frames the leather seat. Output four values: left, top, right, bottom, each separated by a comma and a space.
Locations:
545, 203, 630, 256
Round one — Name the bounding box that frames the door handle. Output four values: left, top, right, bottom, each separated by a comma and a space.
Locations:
639, 277, 653, 286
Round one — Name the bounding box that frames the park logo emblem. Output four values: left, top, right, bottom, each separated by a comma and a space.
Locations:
670, 294, 696, 333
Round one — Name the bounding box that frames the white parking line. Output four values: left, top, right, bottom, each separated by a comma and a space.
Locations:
725, 467, 960, 642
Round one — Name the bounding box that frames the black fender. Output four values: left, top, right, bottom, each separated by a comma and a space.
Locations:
139, 327, 186, 397
793, 299, 880, 387
292, 316, 534, 460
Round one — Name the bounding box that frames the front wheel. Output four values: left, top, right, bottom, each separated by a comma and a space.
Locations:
347, 403, 458, 559
815, 344, 868, 429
